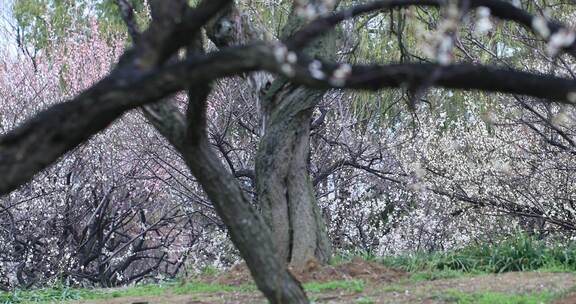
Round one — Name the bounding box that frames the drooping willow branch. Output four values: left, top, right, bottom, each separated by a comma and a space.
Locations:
287, 0, 576, 58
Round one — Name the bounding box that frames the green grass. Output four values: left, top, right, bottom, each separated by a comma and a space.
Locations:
355, 296, 374, 304
303, 280, 364, 293
380, 233, 576, 274
0, 279, 366, 303
382, 284, 406, 292
0, 281, 252, 303
433, 289, 558, 304
2, 233, 574, 303
172, 282, 255, 294
407, 269, 484, 282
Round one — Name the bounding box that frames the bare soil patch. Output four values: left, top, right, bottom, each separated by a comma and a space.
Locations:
553, 293, 576, 304
208, 257, 407, 286
75, 292, 264, 304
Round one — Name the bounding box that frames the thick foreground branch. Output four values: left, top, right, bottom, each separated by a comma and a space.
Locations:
0, 46, 261, 194
1, 43, 575, 194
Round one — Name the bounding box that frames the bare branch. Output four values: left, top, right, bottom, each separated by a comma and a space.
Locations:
114, 0, 141, 42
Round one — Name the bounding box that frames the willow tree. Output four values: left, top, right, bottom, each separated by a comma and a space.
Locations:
1, 0, 575, 303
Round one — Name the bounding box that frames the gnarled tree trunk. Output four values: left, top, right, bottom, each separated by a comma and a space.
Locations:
207, 1, 336, 269
255, 85, 332, 268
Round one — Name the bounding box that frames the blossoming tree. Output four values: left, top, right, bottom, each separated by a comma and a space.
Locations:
1, 0, 575, 303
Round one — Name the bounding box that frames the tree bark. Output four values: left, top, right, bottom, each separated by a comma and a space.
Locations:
182, 137, 309, 303
143, 88, 310, 304
205, 1, 336, 269
137, 9, 310, 300
254, 2, 337, 268
255, 84, 332, 268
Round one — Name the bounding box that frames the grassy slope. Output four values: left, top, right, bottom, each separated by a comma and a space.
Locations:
2, 234, 576, 303
0, 280, 367, 303
3, 273, 573, 303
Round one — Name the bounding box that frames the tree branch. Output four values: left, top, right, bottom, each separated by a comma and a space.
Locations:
1, 42, 574, 194
287, 0, 576, 58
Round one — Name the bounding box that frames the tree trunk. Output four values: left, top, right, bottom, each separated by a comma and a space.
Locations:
255, 84, 331, 268
184, 140, 309, 303
253, 1, 337, 268
144, 93, 310, 303
205, 0, 336, 269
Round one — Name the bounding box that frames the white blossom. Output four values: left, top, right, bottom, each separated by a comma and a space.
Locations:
273, 44, 288, 63
532, 16, 551, 39
286, 51, 298, 64
475, 7, 493, 34
281, 63, 295, 77
547, 29, 576, 56
329, 64, 352, 87
437, 36, 454, 65
568, 92, 576, 103
308, 60, 325, 80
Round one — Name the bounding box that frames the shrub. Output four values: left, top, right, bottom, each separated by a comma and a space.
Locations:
381, 233, 576, 273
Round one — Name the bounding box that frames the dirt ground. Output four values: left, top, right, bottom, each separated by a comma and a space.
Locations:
76, 260, 576, 304
209, 257, 408, 286
554, 293, 576, 304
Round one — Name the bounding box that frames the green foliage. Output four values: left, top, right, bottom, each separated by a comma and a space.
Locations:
95, 0, 147, 39
12, 0, 146, 52
199, 265, 220, 277
13, 0, 84, 51
237, 0, 290, 38
432, 289, 558, 304
381, 233, 576, 274
330, 251, 377, 265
